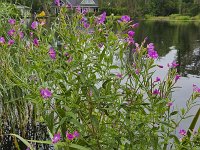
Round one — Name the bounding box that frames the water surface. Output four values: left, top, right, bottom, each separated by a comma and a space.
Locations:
135, 21, 200, 134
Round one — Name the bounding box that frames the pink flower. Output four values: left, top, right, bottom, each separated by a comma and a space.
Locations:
116, 73, 123, 79
147, 43, 158, 59
8, 19, 16, 25
128, 31, 135, 37
168, 61, 179, 68
175, 75, 181, 82
154, 77, 160, 82
19, 31, 24, 39
127, 37, 134, 45
33, 38, 39, 47
130, 23, 139, 28
83, 22, 90, 28
0, 37, 5, 44
67, 56, 73, 63
135, 69, 140, 74
52, 133, 61, 144
167, 102, 173, 107
30, 32, 33, 37
97, 12, 106, 24
66, 3, 72, 9
66, 133, 74, 140
82, 8, 88, 15
179, 129, 186, 136
153, 89, 160, 95
193, 84, 200, 93
76, 6, 81, 13
120, 15, 131, 22
40, 88, 52, 99
48, 47, 56, 59
8, 29, 15, 36
31, 21, 39, 30
8, 39, 15, 46
73, 131, 80, 138
66, 131, 80, 140
54, 0, 60, 6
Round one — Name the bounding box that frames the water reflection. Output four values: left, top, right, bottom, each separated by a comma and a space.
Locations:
135, 21, 200, 132
135, 21, 200, 77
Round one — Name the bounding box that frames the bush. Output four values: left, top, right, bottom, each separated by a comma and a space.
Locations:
1, 6, 200, 150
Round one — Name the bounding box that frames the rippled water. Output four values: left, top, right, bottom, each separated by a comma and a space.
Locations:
135, 20, 200, 134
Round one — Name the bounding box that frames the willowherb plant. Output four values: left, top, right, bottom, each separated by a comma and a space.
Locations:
0, 5, 199, 150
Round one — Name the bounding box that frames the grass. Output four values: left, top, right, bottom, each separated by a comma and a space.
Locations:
144, 14, 200, 22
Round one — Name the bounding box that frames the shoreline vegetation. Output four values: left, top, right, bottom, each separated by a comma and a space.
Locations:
143, 14, 200, 22
107, 14, 200, 22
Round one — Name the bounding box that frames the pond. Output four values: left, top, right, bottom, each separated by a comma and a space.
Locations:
135, 20, 200, 133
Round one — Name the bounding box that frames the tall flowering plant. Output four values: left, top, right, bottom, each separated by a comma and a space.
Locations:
1, 6, 199, 150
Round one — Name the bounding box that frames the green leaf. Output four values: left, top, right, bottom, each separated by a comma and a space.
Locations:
169, 134, 180, 144
28, 140, 52, 144
170, 111, 178, 116
69, 143, 90, 150
10, 134, 34, 150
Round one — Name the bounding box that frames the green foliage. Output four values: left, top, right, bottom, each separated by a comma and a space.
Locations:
99, 7, 126, 16
0, 6, 200, 150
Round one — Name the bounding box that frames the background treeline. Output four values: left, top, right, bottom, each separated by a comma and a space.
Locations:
1, 0, 200, 17
99, 0, 200, 17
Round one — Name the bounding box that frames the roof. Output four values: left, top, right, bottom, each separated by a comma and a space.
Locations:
66, 0, 98, 7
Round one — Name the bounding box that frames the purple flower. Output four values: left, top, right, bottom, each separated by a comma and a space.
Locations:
116, 73, 123, 79
73, 131, 80, 138
130, 23, 139, 28
8, 29, 15, 36
67, 56, 73, 63
167, 102, 173, 107
20, 19, 25, 24
66, 132, 74, 140
31, 21, 39, 30
127, 37, 134, 45
82, 9, 88, 15
30, 32, 33, 37
135, 69, 140, 74
154, 77, 160, 82
48, 47, 56, 59
153, 89, 160, 95
97, 12, 106, 24
0, 37, 5, 44
120, 15, 131, 22
147, 43, 158, 59
54, 0, 60, 6
52, 133, 61, 144
193, 84, 200, 93
33, 38, 39, 47
8, 19, 16, 25
175, 75, 181, 82
171, 61, 179, 68
66, 3, 72, 9
76, 6, 81, 13
83, 22, 90, 28
128, 31, 135, 37
40, 88, 52, 99
8, 39, 15, 46
19, 31, 24, 39
148, 50, 158, 59
98, 43, 104, 48
179, 129, 186, 136
26, 147, 30, 150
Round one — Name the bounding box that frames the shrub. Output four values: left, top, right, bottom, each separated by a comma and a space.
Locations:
1, 6, 200, 150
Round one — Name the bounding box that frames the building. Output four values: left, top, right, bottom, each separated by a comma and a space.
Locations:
51, 0, 99, 15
